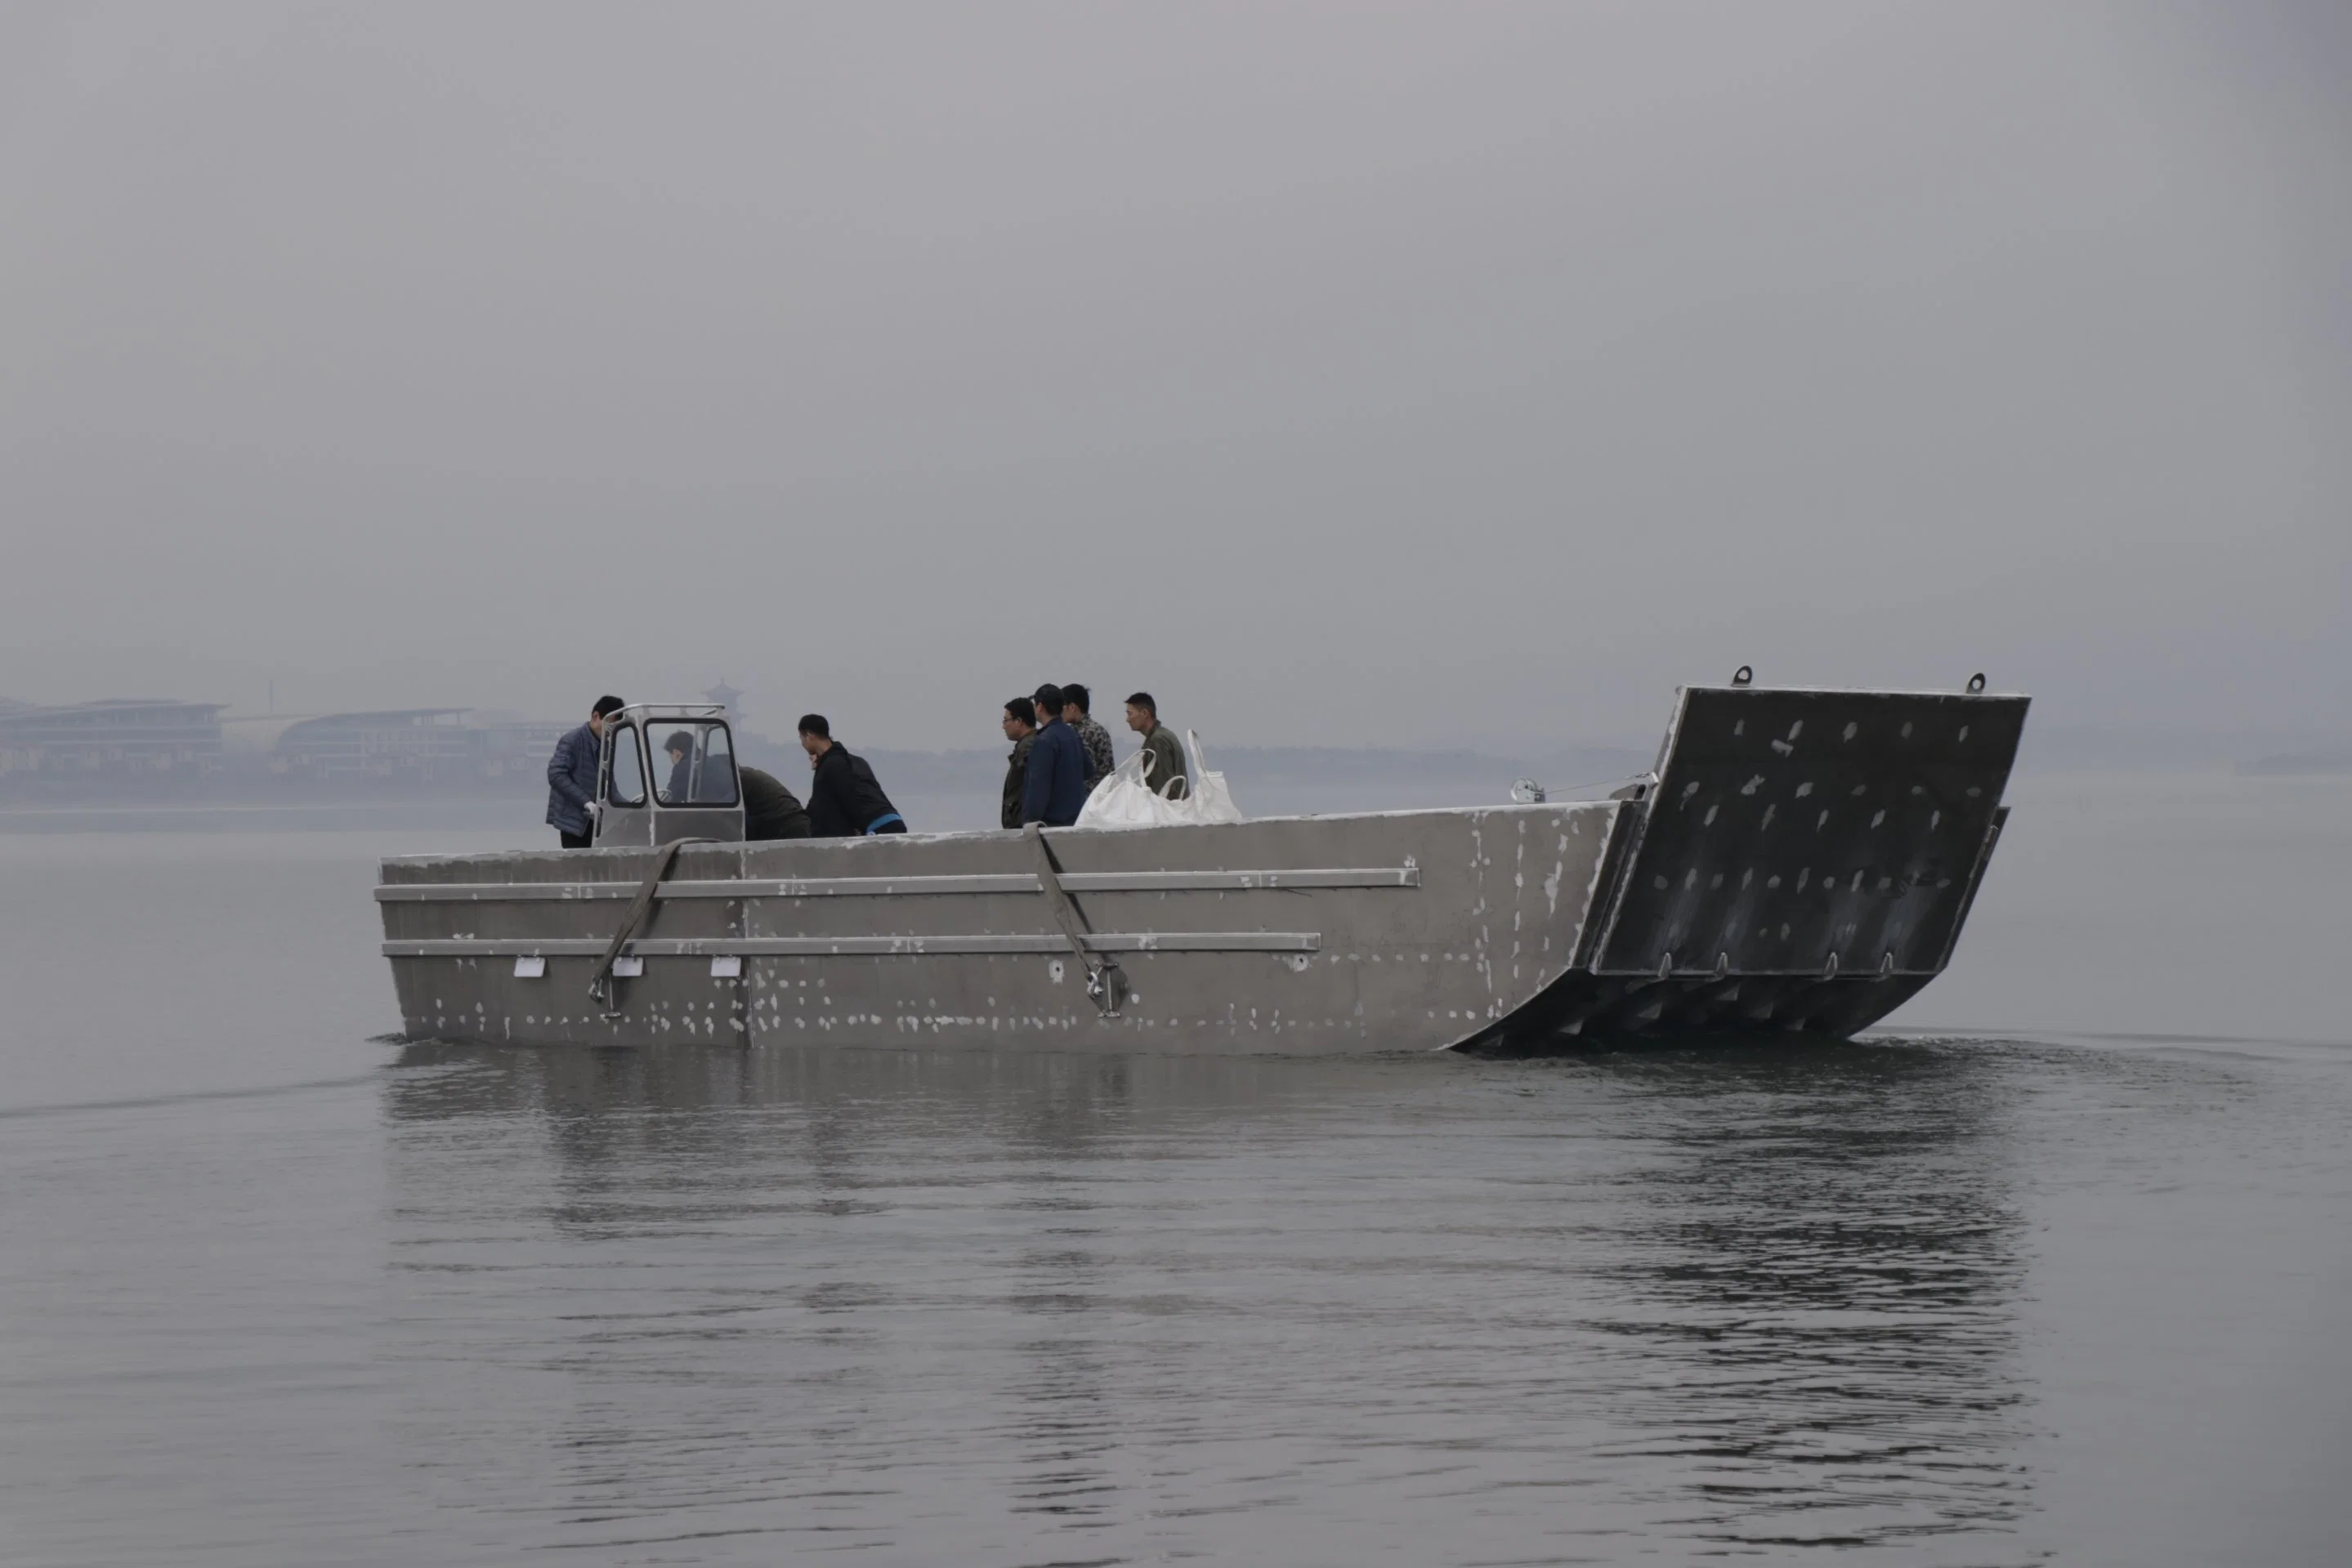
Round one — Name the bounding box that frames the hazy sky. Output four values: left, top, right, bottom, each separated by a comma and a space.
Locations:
3, 2, 2345, 748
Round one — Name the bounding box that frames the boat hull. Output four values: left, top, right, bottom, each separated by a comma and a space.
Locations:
381, 804, 1622, 1054
378, 683, 2027, 1052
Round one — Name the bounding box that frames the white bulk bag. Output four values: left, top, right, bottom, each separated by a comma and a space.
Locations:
1075, 729, 1244, 830
1175, 728, 1244, 824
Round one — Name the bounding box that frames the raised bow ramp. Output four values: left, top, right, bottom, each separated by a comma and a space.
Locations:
376, 681, 2024, 1052
1510, 683, 2028, 1041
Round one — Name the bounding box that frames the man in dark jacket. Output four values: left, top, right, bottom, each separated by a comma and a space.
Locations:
547, 695, 624, 847
739, 766, 813, 839
1061, 682, 1115, 792
1022, 685, 1088, 828
798, 714, 907, 836
1000, 696, 1038, 830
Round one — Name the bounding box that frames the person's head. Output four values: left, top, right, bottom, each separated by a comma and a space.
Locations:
664, 730, 694, 763
1032, 683, 1065, 722
1124, 692, 1157, 735
1060, 682, 1090, 717
588, 694, 624, 738
797, 713, 832, 758
1002, 697, 1036, 739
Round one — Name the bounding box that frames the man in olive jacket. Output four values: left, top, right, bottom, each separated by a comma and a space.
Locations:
1125, 692, 1187, 801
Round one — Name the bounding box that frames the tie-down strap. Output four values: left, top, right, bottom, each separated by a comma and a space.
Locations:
588, 838, 713, 1007
1024, 824, 1128, 1018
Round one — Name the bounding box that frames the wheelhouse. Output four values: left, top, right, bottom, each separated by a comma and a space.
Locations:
593, 704, 745, 847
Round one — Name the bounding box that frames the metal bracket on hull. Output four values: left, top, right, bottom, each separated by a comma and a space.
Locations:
1026, 825, 1127, 1018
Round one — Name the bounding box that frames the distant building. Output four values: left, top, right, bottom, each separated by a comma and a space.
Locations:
2, 698, 581, 797
266, 709, 476, 782
230, 708, 574, 785
460, 712, 576, 783
0, 699, 226, 781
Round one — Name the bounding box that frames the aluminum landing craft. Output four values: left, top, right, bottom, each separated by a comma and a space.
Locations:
378, 680, 2028, 1052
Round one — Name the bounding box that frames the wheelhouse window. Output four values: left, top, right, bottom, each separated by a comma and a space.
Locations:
653, 721, 739, 807
604, 722, 647, 806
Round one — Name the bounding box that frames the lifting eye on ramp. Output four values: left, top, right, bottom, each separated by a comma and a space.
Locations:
1732, 665, 1754, 687
1966, 672, 1988, 694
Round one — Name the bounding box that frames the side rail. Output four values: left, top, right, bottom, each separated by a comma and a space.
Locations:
1587, 686, 2028, 978
374, 866, 1424, 902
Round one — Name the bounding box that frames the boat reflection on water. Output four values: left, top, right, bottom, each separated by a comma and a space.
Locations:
1549, 1042, 2032, 1550
378, 1038, 2035, 1561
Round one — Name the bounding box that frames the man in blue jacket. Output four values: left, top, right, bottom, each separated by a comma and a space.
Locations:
1022, 685, 1088, 828
547, 695, 624, 847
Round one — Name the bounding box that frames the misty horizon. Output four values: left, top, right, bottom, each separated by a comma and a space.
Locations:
5, 3, 2347, 751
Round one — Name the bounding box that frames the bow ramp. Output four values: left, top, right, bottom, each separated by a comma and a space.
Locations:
1497, 682, 2028, 1043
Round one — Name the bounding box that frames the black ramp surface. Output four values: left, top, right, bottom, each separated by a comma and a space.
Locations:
1593, 687, 2028, 976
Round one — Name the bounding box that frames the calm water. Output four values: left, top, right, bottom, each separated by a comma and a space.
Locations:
2, 772, 2347, 1566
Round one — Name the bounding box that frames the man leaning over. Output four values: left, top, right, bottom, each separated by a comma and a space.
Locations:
799, 714, 908, 836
